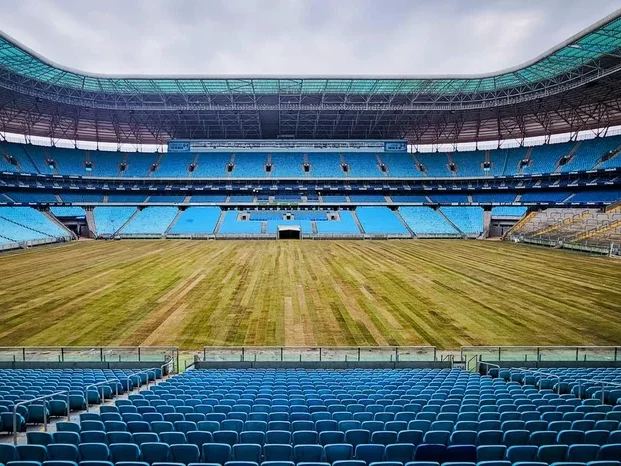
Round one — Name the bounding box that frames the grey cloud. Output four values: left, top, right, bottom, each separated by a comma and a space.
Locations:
0, 0, 618, 76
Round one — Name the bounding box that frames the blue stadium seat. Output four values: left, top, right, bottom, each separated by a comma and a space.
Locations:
170, 444, 201, 465
263, 445, 293, 462
78, 444, 110, 462
47, 445, 78, 463
141, 443, 171, 464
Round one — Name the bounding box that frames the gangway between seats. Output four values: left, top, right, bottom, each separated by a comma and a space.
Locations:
124, 359, 174, 394
13, 390, 71, 444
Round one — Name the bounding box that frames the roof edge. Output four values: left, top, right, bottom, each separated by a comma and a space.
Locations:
0, 8, 620, 81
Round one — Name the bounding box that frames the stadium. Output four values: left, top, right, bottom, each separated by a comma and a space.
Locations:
0, 3, 620, 466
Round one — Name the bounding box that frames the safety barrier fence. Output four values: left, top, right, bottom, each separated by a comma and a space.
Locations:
202, 346, 438, 362
461, 346, 621, 363
0, 345, 619, 370
0, 346, 179, 373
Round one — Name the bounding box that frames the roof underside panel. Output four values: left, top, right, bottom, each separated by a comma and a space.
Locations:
1, 72, 620, 145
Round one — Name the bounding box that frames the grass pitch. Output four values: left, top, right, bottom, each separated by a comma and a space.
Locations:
0, 240, 619, 350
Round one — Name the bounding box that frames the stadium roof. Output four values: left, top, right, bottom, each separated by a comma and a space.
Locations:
0, 9, 621, 144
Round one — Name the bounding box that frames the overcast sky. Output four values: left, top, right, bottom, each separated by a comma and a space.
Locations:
1, 0, 619, 76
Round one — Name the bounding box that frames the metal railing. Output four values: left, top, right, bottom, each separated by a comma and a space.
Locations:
574, 378, 621, 404
160, 359, 174, 378
125, 360, 173, 393
126, 368, 157, 394
13, 391, 70, 444
84, 379, 121, 412
86, 360, 172, 410
509, 367, 562, 394
476, 360, 500, 374
466, 354, 479, 371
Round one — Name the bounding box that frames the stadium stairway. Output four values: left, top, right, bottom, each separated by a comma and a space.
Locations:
1, 192, 16, 202
393, 209, 416, 237
113, 209, 140, 236
227, 153, 235, 178
43, 211, 78, 240
482, 210, 492, 238
447, 153, 456, 177
213, 210, 226, 235
164, 209, 183, 235
553, 141, 581, 173
21, 146, 41, 174
411, 153, 425, 176
499, 149, 509, 175
42, 147, 58, 175
190, 154, 200, 178
436, 209, 466, 237
142, 153, 157, 177
592, 141, 621, 169
505, 211, 538, 237
519, 147, 534, 174
85, 210, 96, 238
351, 210, 365, 234
563, 193, 577, 203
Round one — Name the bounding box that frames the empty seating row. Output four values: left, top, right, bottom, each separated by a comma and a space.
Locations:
12, 438, 621, 465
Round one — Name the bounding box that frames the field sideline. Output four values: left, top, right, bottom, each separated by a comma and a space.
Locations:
0, 240, 620, 350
